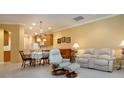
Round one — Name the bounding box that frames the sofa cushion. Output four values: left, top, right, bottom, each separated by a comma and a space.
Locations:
94, 59, 109, 66
77, 58, 88, 63
97, 55, 111, 59
66, 63, 80, 72
80, 54, 96, 58
59, 62, 70, 68
84, 48, 95, 55
97, 48, 111, 55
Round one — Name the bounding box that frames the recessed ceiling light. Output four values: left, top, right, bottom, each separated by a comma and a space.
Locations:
24, 34, 28, 37
29, 27, 33, 30
48, 27, 52, 30
35, 32, 38, 35
32, 23, 36, 26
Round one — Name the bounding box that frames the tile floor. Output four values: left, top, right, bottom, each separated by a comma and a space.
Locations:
0, 62, 124, 78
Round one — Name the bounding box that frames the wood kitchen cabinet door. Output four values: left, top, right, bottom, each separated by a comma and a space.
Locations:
4, 51, 11, 62
44, 34, 53, 47
34, 34, 53, 47
4, 31, 9, 46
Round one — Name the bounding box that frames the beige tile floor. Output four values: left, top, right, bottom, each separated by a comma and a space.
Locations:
0, 62, 124, 78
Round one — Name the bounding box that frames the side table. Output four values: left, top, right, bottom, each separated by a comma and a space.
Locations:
70, 50, 77, 63
116, 58, 124, 70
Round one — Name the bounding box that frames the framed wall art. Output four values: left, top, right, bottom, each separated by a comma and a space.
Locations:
57, 38, 61, 44
61, 37, 66, 43
65, 37, 71, 43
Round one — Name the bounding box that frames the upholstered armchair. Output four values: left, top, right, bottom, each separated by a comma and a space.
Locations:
49, 48, 71, 75
49, 48, 80, 77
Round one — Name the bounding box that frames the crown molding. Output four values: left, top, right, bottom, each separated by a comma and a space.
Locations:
53, 14, 119, 32
0, 22, 25, 26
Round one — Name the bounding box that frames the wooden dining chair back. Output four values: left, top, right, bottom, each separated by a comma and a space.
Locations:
19, 50, 25, 60
19, 50, 32, 68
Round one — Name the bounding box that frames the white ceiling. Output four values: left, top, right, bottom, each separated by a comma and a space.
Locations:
0, 14, 116, 35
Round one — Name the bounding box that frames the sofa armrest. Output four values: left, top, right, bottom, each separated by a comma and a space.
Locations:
76, 55, 82, 58
98, 57, 115, 61
108, 60, 114, 72
62, 59, 70, 62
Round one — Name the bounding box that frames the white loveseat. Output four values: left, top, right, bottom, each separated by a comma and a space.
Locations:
76, 48, 115, 72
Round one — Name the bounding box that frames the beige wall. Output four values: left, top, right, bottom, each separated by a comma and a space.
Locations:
19, 25, 24, 50
24, 35, 33, 50
53, 15, 124, 57
0, 24, 24, 63
0, 29, 4, 63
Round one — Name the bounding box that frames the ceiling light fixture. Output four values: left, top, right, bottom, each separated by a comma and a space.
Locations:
35, 21, 43, 42
34, 21, 43, 35
37, 38, 41, 42
29, 27, 33, 30
40, 21, 43, 34
35, 21, 47, 44
43, 39, 47, 42
32, 23, 36, 26
48, 27, 52, 30
35, 32, 38, 35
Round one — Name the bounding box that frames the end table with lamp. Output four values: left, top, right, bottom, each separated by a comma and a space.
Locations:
116, 40, 124, 70
116, 57, 124, 70
65, 43, 80, 78
71, 43, 79, 63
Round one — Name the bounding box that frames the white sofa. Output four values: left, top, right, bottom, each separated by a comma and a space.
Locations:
76, 48, 115, 72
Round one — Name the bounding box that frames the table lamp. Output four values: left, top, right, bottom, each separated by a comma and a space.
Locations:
72, 43, 80, 54
73, 43, 79, 50
71, 43, 79, 63
43, 39, 47, 42
37, 38, 41, 42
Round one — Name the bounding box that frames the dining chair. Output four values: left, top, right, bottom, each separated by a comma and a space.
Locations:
19, 50, 32, 68
40, 50, 49, 65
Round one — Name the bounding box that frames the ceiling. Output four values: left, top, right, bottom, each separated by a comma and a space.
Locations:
0, 14, 117, 35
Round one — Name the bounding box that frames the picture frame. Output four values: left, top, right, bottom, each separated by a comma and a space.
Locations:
57, 38, 61, 44
61, 37, 66, 43
65, 37, 71, 43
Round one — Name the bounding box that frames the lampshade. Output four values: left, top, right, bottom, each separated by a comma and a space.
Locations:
43, 39, 47, 41
120, 40, 124, 47
37, 38, 41, 42
73, 43, 79, 49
